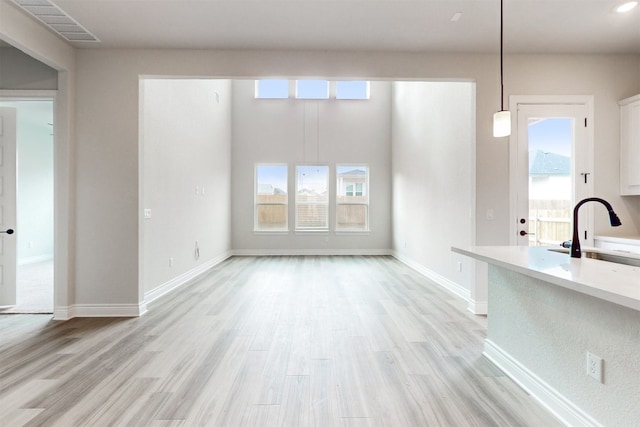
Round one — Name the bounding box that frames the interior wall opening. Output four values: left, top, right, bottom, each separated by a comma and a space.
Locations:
0, 98, 54, 314
139, 77, 476, 308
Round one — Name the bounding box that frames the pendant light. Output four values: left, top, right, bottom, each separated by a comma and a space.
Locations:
493, 0, 511, 137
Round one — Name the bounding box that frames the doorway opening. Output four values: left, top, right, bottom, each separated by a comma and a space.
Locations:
0, 99, 54, 314
511, 97, 593, 247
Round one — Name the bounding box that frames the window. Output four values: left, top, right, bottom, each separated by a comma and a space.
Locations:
255, 164, 288, 231
255, 79, 371, 101
296, 80, 329, 99
256, 79, 289, 99
296, 165, 329, 230
336, 165, 369, 231
336, 81, 370, 100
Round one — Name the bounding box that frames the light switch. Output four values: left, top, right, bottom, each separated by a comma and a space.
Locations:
144, 209, 152, 219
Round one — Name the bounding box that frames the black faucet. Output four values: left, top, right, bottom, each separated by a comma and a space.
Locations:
571, 197, 622, 258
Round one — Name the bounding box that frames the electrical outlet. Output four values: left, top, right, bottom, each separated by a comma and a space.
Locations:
586, 352, 603, 383
457, 261, 463, 272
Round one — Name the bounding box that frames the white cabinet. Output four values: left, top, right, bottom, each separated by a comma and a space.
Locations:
619, 94, 640, 195
594, 235, 640, 254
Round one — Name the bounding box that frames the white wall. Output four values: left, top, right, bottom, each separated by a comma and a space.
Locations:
141, 79, 232, 295
392, 81, 475, 297
487, 266, 640, 426
231, 79, 391, 253
0, 45, 57, 90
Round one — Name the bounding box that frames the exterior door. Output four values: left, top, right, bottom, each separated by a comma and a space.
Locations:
513, 101, 592, 246
0, 107, 17, 306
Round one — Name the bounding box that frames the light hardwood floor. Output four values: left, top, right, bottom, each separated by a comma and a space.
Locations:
0, 256, 563, 426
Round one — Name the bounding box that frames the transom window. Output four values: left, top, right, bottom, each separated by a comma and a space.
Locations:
296, 80, 329, 99
254, 79, 370, 100
336, 81, 370, 100
255, 79, 289, 99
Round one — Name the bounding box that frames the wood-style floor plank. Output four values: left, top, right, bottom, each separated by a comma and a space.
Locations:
0, 256, 563, 426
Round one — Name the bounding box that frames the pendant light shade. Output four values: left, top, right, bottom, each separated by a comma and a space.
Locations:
493, 110, 511, 137
494, 0, 511, 137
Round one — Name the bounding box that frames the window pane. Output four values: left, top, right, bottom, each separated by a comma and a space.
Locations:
256, 204, 288, 230
346, 184, 354, 196
296, 165, 329, 230
296, 80, 329, 99
255, 164, 288, 231
336, 81, 370, 100
337, 165, 369, 231
528, 118, 572, 246
337, 205, 368, 231
256, 79, 289, 99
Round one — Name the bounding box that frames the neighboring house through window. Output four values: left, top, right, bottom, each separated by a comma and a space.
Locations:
336, 165, 369, 231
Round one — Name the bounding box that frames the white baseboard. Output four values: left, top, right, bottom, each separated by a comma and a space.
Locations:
144, 251, 232, 306
53, 302, 146, 320
467, 299, 488, 315
18, 254, 53, 266
392, 251, 471, 302
483, 340, 603, 427
232, 249, 393, 256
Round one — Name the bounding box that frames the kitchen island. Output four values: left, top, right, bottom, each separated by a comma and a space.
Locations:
452, 245, 640, 427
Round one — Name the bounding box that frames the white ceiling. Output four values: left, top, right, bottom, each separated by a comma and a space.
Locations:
16, 0, 640, 53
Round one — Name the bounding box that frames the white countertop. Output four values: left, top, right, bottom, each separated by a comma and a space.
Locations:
452, 245, 640, 312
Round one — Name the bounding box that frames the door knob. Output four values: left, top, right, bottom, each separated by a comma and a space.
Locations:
0, 229, 14, 234
520, 230, 528, 236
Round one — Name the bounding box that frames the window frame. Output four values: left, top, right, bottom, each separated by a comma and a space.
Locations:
254, 163, 289, 233
336, 164, 370, 232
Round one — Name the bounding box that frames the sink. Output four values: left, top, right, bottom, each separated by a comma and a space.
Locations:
583, 251, 640, 267
548, 247, 640, 267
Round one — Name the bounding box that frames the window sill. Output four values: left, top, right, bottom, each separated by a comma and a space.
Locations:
334, 230, 371, 236
295, 230, 329, 235
253, 230, 290, 235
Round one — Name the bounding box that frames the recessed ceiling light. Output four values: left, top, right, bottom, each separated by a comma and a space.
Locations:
450, 12, 463, 22
616, 1, 638, 13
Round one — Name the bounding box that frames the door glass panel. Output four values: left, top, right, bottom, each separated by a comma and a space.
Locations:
528, 118, 573, 246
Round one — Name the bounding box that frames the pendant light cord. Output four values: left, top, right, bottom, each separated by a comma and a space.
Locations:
500, 0, 505, 111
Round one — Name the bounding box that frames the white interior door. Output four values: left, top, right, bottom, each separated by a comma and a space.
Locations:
0, 107, 17, 306
512, 102, 593, 246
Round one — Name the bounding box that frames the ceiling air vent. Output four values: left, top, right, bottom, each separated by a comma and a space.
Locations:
11, 0, 99, 43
